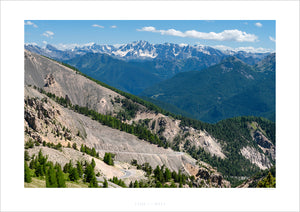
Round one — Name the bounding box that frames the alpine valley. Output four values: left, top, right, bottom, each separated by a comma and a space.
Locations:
24, 40, 276, 188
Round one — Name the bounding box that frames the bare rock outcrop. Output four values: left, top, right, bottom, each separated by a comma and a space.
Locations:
185, 162, 230, 188
44, 73, 55, 87
253, 130, 275, 161
24, 85, 198, 174
254, 130, 272, 148
25, 50, 121, 116
240, 146, 272, 170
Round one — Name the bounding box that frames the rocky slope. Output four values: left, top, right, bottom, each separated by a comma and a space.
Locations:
24, 50, 275, 187
25, 50, 121, 115
24, 86, 196, 172
25, 50, 227, 161
24, 75, 230, 187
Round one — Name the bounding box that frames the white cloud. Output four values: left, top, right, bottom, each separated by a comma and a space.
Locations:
42, 31, 54, 38
255, 22, 263, 27
213, 45, 274, 53
269, 36, 276, 42
111, 25, 117, 28
24, 21, 38, 28
139, 26, 156, 32
42, 41, 47, 44
92, 24, 104, 28
137, 26, 258, 42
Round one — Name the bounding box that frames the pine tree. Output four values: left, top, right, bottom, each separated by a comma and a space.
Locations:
91, 148, 97, 157
72, 143, 77, 150
88, 175, 98, 188
63, 160, 72, 173
76, 161, 83, 178
69, 167, 79, 182
46, 164, 58, 188
24, 161, 32, 183
129, 181, 133, 188
80, 144, 85, 152
155, 181, 162, 188
164, 168, 171, 182
103, 179, 108, 188
104, 153, 114, 166
154, 165, 164, 183
257, 172, 276, 188
134, 180, 139, 188
56, 164, 66, 188
24, 150, 30, 161
91, 158, 96, 168
35, 162, 44, 177
84, 163, 96, 184
172, 171, 179, 182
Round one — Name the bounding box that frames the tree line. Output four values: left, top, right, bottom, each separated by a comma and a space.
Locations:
35, 87, 169, 149
130, 160, 192, 188
25, 150, 100, 188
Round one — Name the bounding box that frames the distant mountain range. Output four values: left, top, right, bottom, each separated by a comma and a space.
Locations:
25, 41, 275, 123
25, 40, 270, 62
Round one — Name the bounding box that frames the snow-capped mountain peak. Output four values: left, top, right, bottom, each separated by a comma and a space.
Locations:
24, 40, 272, 61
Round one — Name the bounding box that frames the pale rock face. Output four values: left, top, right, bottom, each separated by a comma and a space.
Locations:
186, 129, 226, 159
24, 50, 120, 115
240, 146, 272, 170
129, 111, 225, 159
24, 85, 198, 174
253, 130, 276, 161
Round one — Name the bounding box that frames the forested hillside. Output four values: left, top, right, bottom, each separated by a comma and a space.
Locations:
24, 50, 275, 187
141, 55, 275, 123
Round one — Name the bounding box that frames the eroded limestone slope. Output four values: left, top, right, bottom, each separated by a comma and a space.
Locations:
24, 85, 197, 173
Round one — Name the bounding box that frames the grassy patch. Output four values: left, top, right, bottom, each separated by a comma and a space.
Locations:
24, 177, 89, 188
24, 177, 45, 188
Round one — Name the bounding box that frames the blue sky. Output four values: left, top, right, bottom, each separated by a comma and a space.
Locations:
25, 20, 275, 52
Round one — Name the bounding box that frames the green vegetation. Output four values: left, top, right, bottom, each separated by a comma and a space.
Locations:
246, 166, 276, 188
103, 152, 115, 166
141, 56, 275, 123
84, 162, 98, 188
24, 161, 32, 183
32, 86, 275, 183
129, 162, 189, 188
41, 56, 180, 119
257, 172, 275, 188
24, 149, 99, 188
25, 139, 35, 149
103, 179, 108, 188
28, 58, 275, 186
116, 98, 140, 121
109, 177, 126, 187
80, 144, 99, 158
27, 149, 66, 188
35, 87, 169, 149
64, 53, 161, 95
178, 116, 275, 181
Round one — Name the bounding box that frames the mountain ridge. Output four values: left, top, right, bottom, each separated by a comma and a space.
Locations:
25, 40, 271, 62
24, 50, 275, 187
141, 54, 275, 123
